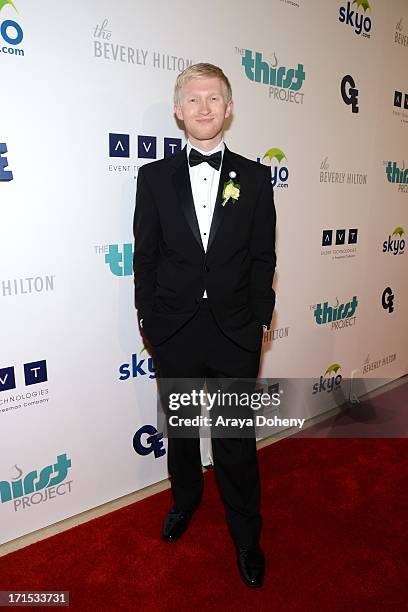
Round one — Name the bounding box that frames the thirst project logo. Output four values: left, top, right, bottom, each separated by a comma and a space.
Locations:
313, 296, 358, 330
238, 47, 305, 104
0, 453, 73, 512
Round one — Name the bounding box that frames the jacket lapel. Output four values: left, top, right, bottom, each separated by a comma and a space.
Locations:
207, 146, 234, 254
173, 147, 204, 251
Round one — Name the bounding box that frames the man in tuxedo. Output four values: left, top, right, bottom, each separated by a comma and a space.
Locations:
133, 63, 276, 587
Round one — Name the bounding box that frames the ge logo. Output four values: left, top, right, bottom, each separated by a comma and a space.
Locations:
132, 425, 166, 458
381, 287, 394, 313
341, 75, 359, 114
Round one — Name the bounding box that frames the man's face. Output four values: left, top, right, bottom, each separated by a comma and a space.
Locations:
174, 76, 233, 148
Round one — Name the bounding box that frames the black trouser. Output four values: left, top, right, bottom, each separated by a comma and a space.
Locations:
152, 299, 263, 548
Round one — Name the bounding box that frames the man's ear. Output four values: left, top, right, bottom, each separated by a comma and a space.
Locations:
225, 99, 233, 119
174, 104, 183, 121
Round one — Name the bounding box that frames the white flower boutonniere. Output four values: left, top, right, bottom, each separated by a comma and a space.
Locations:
222, 170, 240, 206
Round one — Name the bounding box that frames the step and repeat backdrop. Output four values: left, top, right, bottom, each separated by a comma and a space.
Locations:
1, 0, 407, 543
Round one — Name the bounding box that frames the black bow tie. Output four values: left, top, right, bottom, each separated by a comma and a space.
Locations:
188, 148, 222, 171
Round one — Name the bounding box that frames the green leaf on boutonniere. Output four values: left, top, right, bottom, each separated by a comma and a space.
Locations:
222, 180, 240, 206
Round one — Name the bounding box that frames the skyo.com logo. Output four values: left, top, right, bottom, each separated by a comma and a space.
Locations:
0, 0, 24, 57
257, 148, 289, 188
338, 0, 372, 38
133, 425, 165, 458
119, 350, 156, 380
0, 142, 13, 181
239, 48, 305, 104
0, 453, 72, 512
385, 160, 408, 192
382, 227, 405, 255
313, 296, 358, 330
312, 363, 342, 395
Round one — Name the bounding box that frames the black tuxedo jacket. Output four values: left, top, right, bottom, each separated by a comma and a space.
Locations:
133, 145, 276, 351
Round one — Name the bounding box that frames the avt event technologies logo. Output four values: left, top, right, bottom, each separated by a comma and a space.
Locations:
394, 18, 408, 48
0, 359, 50, 415
382, 226, 405, 255
237, 47, 305, 104
385, 160, 408, 193
0, 0, 24, 57
93, 18, 192, 71
363, 352, 397, 374
382, 287, 394, 313
0, 453, 72, 512
338, 0, 372, 38
320, 157, 367, 186
108, 133, 183, 176
133, 425, 165, 459
321, 228, 358, 260
0, 142, 13, 181
393, 91, 408, 126
257, 148, 289, 188
312, 363, 342, 395
341, 75, 359, 114
394, 90, 408, 111
313, 296, 358, 330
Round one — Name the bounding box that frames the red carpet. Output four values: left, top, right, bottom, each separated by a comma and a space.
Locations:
1, 406, 407, 610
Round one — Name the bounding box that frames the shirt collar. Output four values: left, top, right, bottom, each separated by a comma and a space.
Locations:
187, 139, 225, 161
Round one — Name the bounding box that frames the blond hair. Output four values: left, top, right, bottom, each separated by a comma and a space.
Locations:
174, 63, 232, 106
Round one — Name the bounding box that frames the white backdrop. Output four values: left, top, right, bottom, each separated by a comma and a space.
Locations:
1, 0, 407, 544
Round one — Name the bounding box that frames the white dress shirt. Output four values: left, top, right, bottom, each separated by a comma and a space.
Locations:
187, 139, 224, 298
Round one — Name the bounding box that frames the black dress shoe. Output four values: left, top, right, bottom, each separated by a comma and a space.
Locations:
162, 507, 193, 542
236, 545, 265, 588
